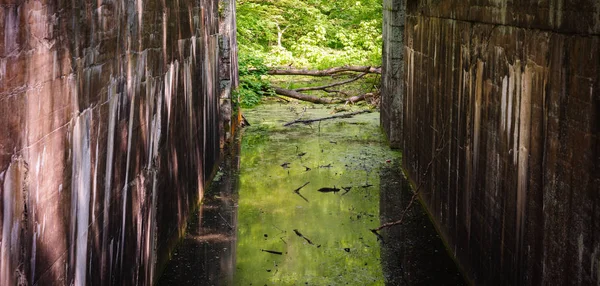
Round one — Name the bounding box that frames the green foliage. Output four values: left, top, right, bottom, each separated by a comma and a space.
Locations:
237, 54, 274, 108
237, 0, 382, 69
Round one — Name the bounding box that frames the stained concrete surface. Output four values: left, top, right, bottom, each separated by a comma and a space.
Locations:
0, 0, 238, 284
381, 0, 600, 284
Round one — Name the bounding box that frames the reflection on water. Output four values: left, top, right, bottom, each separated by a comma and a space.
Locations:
158, 144, 240, 285
159, 102, 465, 285
379, 162, 466, 285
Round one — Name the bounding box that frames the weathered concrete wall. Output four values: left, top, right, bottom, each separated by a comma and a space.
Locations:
218, 0, 239, 147
382, 0, 600, 284
380, 0, 405, 147
0, 0, 237, 284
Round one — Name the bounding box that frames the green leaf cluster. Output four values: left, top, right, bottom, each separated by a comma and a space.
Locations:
237, 53, 274, 108
237, 0, 383, 69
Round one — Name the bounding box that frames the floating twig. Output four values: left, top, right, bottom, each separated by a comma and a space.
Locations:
317, 186, 340, 193
261, 249, 283, 255
370, 124, 451, 234
293, 182, 310, 193
293, 229, 315, 245
283, 110, 371, 127
341, 186, 352, 196
293, 182, 310, 202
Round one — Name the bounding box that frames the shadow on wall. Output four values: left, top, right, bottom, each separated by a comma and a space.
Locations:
0, 0, 237, 284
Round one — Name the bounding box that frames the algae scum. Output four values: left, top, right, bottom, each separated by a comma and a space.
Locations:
159, 102, 465, 285
237, 103, 395, 285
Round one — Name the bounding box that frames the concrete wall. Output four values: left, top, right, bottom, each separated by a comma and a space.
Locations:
218, 0, 239, 147
382, 0, 600, 284
0, 0, 237, 284
380, 0, 405, 148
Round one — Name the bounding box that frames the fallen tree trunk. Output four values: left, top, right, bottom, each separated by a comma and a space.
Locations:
267, 66, 381, 76
283, 110, 371, 127
274, 87, 342, 104
295, 73, 368, 92
345, 93, 374, 104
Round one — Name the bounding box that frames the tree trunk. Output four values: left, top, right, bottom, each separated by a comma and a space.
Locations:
295, 73, 367, 92
266, 66, 381, 76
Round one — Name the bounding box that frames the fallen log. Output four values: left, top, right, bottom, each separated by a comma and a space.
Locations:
283, 110, 372, 127
266, 66, 381, 76
274, 87, 342, 104
295, 73, 368, 92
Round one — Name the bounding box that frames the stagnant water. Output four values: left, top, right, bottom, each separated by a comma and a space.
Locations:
158, 102, 465, 285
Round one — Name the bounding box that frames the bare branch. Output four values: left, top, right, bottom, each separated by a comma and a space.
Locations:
294, 73, 368, 92
371, 124, 451, 233
283, 110, 371, 127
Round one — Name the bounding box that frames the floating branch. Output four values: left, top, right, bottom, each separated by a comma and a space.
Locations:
261, 249, 283, 255
283, 110, 371, 127
293, 229, 315, 245
293, 182, 310, 202
370, 125, 451, 234
317, 186, 340, 193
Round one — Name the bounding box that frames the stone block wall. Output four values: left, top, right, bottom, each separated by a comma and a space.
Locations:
0, 0, 236, 284
382, 0, 600, 284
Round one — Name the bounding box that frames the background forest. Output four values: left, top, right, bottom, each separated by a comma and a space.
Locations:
237, 0, 383, 68
236, 0, 383, 107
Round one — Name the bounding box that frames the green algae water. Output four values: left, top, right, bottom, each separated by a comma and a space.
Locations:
158, 101, 465, 285
235, 102, 399, 285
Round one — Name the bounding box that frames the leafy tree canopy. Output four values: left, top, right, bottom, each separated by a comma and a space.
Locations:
237, 0, 383, 69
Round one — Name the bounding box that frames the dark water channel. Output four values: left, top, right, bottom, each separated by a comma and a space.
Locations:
158, 102, 465, 285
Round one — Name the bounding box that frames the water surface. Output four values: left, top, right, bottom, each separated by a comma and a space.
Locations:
159, 102, 465, 285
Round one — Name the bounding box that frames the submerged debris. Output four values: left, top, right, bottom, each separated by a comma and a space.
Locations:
281, 162, 291, 169
303, 166, 312, 171
341, 186, 352, 195
317, 186, 340, 193
261, 249, 283, 255
293, 182, 310, 202
319, 163, 332, 168
370, 229, 385, 243
293, 229, 315, 245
